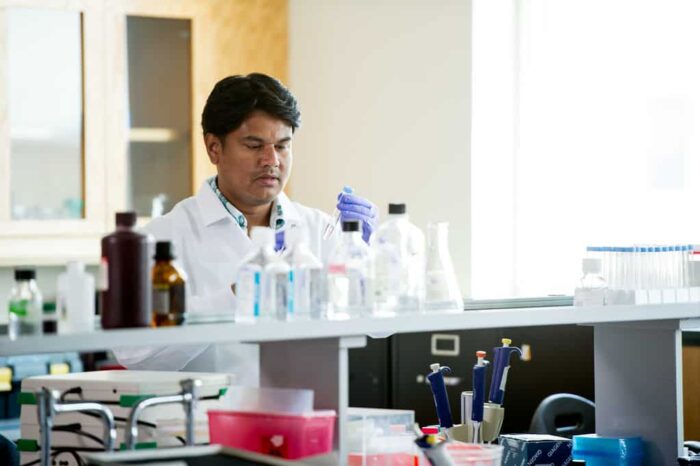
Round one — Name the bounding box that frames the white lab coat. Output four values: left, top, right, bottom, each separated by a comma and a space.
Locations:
113, 181, 338, 381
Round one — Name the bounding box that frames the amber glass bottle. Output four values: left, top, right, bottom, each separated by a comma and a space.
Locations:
151, 241, 186, 327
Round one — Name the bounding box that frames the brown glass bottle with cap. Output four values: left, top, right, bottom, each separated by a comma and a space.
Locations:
151, 241, 186, 327
100, 212, 151, 329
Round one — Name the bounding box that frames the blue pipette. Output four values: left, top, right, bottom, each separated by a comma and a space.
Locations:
471, 351, 488, 443
488, 338, 522, 406
426, 363, 454, 431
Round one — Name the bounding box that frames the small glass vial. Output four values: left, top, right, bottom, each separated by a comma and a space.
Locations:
151, 241, 186, 327
574, 258, 608, 306
8, 268, 43, 340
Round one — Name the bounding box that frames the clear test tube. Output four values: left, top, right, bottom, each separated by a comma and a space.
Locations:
662, 246, 671, 289
687, 244, 695, 288
651, 246, 661, 290
675, 245, 682, 288
632, 245, 642, 290
640, 246, 650, 291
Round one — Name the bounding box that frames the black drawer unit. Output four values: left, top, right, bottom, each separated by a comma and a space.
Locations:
349, 324, 594, 434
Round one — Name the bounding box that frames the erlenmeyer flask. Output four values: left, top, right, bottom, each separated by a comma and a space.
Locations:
425, 222, 463, 311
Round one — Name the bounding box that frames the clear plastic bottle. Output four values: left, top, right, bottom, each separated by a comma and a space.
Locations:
235, 227, 268, 323
259, 228, 292, 321
424, 222, 463, 311
283, 227, 326, 320
574, 258, 608, 306
372, 203, 425, 314
57, 261, 95, 334
327, 220, 374, 319
8, 268, 43, 340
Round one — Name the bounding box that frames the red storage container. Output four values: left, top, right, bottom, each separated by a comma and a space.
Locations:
208, 409, 336, 459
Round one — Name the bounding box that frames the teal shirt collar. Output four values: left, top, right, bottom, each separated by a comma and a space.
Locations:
207, 176, 286, 231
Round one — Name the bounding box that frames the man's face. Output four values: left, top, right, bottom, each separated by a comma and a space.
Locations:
205, 111, 293, 209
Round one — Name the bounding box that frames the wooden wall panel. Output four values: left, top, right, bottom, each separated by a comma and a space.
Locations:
106, 0, 288, 196
195, 0, 289, 189
684, 345, 700, 440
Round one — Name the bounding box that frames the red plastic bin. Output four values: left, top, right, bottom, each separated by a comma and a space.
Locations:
208, 409, 336, 459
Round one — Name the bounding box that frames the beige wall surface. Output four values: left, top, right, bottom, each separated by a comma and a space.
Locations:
288, 0, 472, 295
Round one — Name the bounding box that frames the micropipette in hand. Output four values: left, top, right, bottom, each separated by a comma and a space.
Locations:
322, 186, 353, 240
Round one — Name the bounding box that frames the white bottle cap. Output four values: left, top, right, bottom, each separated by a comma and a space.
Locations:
66, 261, 85, 274
582, 258, 602, 274
251, 227, 274, 248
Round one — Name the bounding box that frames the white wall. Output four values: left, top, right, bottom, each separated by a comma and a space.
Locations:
288, 0, 472, 295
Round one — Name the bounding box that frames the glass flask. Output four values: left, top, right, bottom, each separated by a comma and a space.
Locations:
424, 222, 463, 311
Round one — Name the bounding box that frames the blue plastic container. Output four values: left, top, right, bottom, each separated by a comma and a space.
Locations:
573, 434, 644, 466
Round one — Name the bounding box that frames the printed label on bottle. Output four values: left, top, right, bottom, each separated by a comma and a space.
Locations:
170, 283, 186, 317
97, 257, 109, 291
9, 300, 28, 317
152, 286, 170, 315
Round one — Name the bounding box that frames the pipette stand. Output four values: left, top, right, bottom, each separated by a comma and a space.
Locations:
447, 403, 504, 443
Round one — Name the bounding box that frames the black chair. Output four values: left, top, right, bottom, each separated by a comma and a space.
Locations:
529, 393, 596, 438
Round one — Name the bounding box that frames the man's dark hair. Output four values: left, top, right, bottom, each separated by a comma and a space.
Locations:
201, 73, 301, 139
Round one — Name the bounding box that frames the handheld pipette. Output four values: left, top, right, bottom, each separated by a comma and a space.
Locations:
426, 363, 454, 431
322, 186, 353, 240
471, 351, 488, 444
488, 338, 522, 406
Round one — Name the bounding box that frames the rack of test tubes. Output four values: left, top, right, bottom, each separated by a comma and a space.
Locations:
584, 245, 700, 304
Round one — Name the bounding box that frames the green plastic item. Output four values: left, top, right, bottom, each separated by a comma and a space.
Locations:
119, 441, 157, 450
119, 394, 155, 408
16, 438, 39, 452
18, 392, 37, 405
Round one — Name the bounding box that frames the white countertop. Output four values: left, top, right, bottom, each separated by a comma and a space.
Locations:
1, 303, 700, 356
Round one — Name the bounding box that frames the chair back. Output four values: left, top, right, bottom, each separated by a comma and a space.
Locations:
529, 393, 595, 438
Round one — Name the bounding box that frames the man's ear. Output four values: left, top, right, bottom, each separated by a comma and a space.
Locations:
204, 133, 223, 164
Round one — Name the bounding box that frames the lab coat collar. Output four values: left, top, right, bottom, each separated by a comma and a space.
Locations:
195, 180, 303, 228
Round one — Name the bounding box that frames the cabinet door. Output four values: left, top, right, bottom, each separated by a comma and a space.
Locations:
103, 2, 198, 222
0, 0, 106, 265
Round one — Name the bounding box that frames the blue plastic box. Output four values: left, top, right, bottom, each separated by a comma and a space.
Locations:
572, 434, 644, 465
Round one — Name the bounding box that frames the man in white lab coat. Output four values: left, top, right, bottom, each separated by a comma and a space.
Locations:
114, 74, 378, 377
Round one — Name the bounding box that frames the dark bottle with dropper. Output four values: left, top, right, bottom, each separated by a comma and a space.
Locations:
100, 212, 151, 329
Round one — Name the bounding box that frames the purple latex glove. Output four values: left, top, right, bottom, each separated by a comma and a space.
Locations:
337, 192, 378, 243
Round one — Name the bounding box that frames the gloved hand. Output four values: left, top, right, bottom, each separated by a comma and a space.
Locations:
337, 192, 378, 243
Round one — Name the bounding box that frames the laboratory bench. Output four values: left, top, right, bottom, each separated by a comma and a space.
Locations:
1, 302, 699, 466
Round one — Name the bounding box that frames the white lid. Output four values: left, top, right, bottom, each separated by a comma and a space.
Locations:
250, 227, 274, 248
582, 257, 602, 273
66, 261, 85, 274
